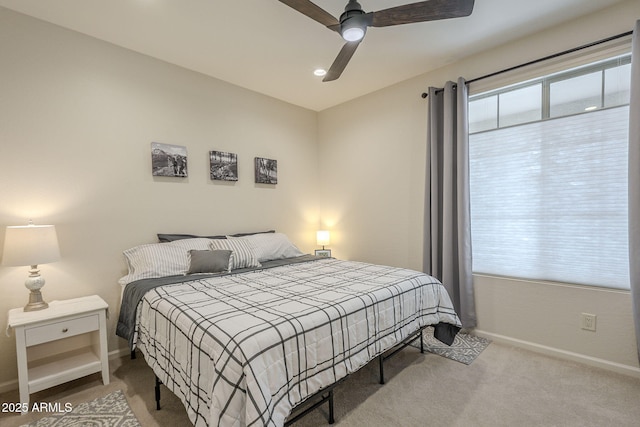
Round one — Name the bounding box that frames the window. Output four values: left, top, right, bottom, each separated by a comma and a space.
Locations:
468, 55, 631, 289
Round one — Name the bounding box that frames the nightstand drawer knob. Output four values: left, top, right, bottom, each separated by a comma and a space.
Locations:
62, 328, 69, 333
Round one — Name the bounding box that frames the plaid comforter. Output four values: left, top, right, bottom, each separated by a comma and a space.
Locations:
133, 257, 461, 427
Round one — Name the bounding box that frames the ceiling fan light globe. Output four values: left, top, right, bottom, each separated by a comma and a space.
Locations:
342, 26, 365, 42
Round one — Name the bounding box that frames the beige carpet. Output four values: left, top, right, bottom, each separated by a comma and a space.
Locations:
2, 342, 640, 427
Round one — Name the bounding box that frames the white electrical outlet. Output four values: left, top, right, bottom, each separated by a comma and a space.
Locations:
581, 313, 597, 331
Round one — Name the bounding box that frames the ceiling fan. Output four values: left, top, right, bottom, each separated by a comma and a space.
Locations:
279, 0, 475, 82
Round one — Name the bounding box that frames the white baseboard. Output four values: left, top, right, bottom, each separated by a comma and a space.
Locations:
0, 379, 17, 394
109, 347, 132, 359
0, 347, 133, 394
475, 330, 640, 379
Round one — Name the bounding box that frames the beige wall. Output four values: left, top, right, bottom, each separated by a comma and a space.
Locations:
0, 8, 319, 388
318, 0, 640, 375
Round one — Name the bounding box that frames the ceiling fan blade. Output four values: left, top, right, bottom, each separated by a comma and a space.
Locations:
278, 0, 340, 29
369, 0, 475, 27
323, 41, 361, 82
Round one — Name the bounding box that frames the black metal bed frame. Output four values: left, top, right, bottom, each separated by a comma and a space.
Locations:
148, 325, 427, 425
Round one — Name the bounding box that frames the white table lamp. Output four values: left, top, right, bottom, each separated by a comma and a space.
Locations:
2, 221, 61, 311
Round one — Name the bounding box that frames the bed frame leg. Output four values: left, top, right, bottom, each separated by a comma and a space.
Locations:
328, 389, 335, 424
378, 327, 426, 385
155, 376, 162, 410
131, 349, 136, 359
378, 355, 385, 385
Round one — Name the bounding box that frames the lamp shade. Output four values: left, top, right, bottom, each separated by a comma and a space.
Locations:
2, 224, 60, 267
316, 230, 330, 247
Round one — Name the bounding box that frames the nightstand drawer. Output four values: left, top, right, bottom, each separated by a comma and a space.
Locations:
25, 314, 99, 347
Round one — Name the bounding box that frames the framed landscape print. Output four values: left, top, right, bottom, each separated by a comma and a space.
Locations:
254, 157, 277, 184
151, 142, 188, 177
210, 151, 238, 181
314, 249, 332, 257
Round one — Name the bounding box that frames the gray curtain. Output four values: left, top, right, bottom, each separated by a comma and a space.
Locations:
629, 20, 640, 363
424, 78, 476, 328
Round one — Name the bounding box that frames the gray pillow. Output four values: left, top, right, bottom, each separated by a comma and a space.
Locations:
158, 230, 275, 242
158, 233, 226, 243
187, 250, 232, 274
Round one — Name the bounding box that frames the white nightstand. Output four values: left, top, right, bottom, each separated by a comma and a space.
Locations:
6, 295, 110, 414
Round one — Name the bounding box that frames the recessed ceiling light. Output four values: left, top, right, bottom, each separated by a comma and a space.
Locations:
314, 68, 327, 77
585, 106, 598, 111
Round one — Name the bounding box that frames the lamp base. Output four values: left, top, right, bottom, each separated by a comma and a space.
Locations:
24, 290, 49, 311
23, 266, 49, 312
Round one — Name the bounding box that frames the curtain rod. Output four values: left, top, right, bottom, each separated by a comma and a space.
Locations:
420, 30, 633, 98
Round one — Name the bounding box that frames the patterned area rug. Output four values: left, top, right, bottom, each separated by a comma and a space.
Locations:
418, 328, 491, 365
20, 390, 140, 427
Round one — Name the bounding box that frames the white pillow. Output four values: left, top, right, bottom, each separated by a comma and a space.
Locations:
229, 233, 304, 262
209, 238, 261, 270
118, 238, 213, 285
166, 238, 215, 250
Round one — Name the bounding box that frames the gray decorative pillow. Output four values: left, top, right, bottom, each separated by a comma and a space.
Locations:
187, 250, 232, 274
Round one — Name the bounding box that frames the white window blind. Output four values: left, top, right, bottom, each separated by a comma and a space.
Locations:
469, 106, 629, 288
468, 52, 631, 289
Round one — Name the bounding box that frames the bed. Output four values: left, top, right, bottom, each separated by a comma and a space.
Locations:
116, 232, 461, 427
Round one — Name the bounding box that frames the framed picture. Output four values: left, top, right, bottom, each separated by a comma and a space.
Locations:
151, 142, 188, 177
314, 249, 332, 257
255, 157, 277, 184
210, 151, 238, 181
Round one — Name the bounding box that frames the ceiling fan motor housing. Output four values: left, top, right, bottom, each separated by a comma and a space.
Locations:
339, 0, 369, 41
